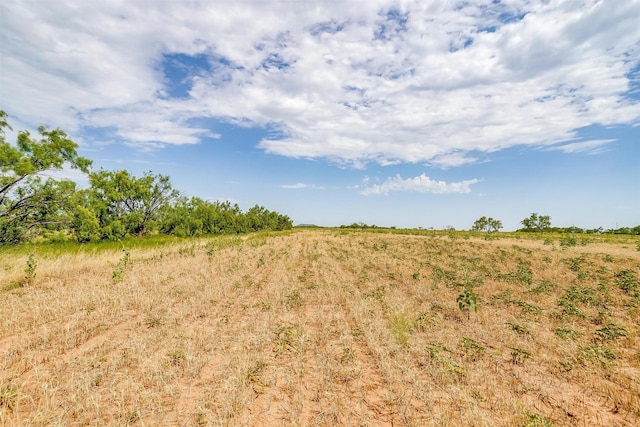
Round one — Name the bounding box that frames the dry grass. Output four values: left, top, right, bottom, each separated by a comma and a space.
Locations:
1, 230, 639, 426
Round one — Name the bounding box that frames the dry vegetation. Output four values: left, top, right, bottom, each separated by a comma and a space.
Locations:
1, 230, 639, 426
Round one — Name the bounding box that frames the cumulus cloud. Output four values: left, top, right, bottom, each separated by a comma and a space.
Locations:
1, 0, 639, 165
361, 174, 480, 195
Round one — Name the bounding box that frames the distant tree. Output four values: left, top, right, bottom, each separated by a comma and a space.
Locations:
520, 213, 551, 233
0, 111, 91, 243
472, 216, 503, 233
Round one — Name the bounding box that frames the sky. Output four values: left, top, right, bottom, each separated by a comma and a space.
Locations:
1, 0, 639, 230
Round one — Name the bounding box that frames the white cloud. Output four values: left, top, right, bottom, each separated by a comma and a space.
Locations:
545, 139, 616, 154
361, 174, 480, 195
280, 182, 325, 190
1, 0, 639, 166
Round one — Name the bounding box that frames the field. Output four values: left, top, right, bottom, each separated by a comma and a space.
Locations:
1, 230, 639, 426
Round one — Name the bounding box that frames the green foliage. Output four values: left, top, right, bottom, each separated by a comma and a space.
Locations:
24, 253, 37, 285
520, 212, 551, 233
524, 412, 556, 427
111, 249, 131, 284
576, 344, 616, 367
85, 169, 179, 238
594, 323, 627, 341
510, 347, 531, 364
285, 289, 303, 309
388, 312, 414, 347
471, 216, 503, 234
1, 111, 91, 244
457, 285, 478, 319
0, 383, 18, 411
615, 269, 638, 296
554, 326, 582, 340
460, 337, 485, 361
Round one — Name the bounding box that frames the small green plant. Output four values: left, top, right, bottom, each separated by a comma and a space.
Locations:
457, 285, 478, 319
0, 384, 18, 411
388, 313, 413, 347
576, 344, 616, 367
530, 280, 556, 295
340, 347, 355, 363
274, 323, 301, 353
524, 412, 556, 427
594, 323, 627, 341
111, 249, 130, 283
285, 289, 303, 309
167, 349, 187, 366
23, 254, 37, 285
559, 235, 578, 247
615, 269, 638, 296
554, 326, 582, 340
245, 361, 270, 388
510, 347, 531, 365
460, 337, 485, 361
507, 322, 530, 336
144, 316, 163, 328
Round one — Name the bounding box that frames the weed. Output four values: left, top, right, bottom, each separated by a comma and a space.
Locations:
340, 347, 356, 363
500, 264, 533, 286
594, 323, 627, 341
510, 347, 532, 365
564, 285, 598, 306
524, 412, 556, 427
285, 289, 303, 309
516, 300, 543, 316
274, 323, 301, 353
556, 298, 584, 318
0, 384, 18, 411
388, 313, 414, 347
559, 235, 579, 247
615, 269, 639, 296
425, 342, 465, 378
245, 361, 270, 389
24, 253, 37, 285
144, 317, 163, 328
364, 285, 386, 302
554, 327, 582, 340
460, 337, 485, 361
457, 285, 478, 319
111, 249, 130, 283
257, 301, 272, 311
576, 344, 616, 367
507, 322, 530, 336
414, 311, 433, 332
167, 349, 187, 366
530, 280, 556, 295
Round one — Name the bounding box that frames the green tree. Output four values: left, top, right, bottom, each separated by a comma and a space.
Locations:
0, 111, 91, 244
472, 216, 503, 233
87, 169, 179, 238
520, 213, 551, 233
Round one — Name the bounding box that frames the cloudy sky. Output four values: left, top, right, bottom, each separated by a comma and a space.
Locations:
1, 0, 639, 230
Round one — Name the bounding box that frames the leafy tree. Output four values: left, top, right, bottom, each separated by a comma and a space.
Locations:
472, 216, 503, 233
520, 213, 551, 233
0, 111, 91, 244
85, 169, 179, 238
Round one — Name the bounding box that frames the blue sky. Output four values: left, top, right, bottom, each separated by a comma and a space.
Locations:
1, 0, 639, 230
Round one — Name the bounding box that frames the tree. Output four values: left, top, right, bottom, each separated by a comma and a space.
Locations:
84, 169, 179, 238
520, 212, 551, 233
472, 216, 503, 233
0, 111, 91, 243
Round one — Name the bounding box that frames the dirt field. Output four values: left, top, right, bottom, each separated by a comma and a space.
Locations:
1, 230, 639, 426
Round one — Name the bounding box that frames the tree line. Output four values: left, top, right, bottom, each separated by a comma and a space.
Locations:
0, 111, 292, 245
